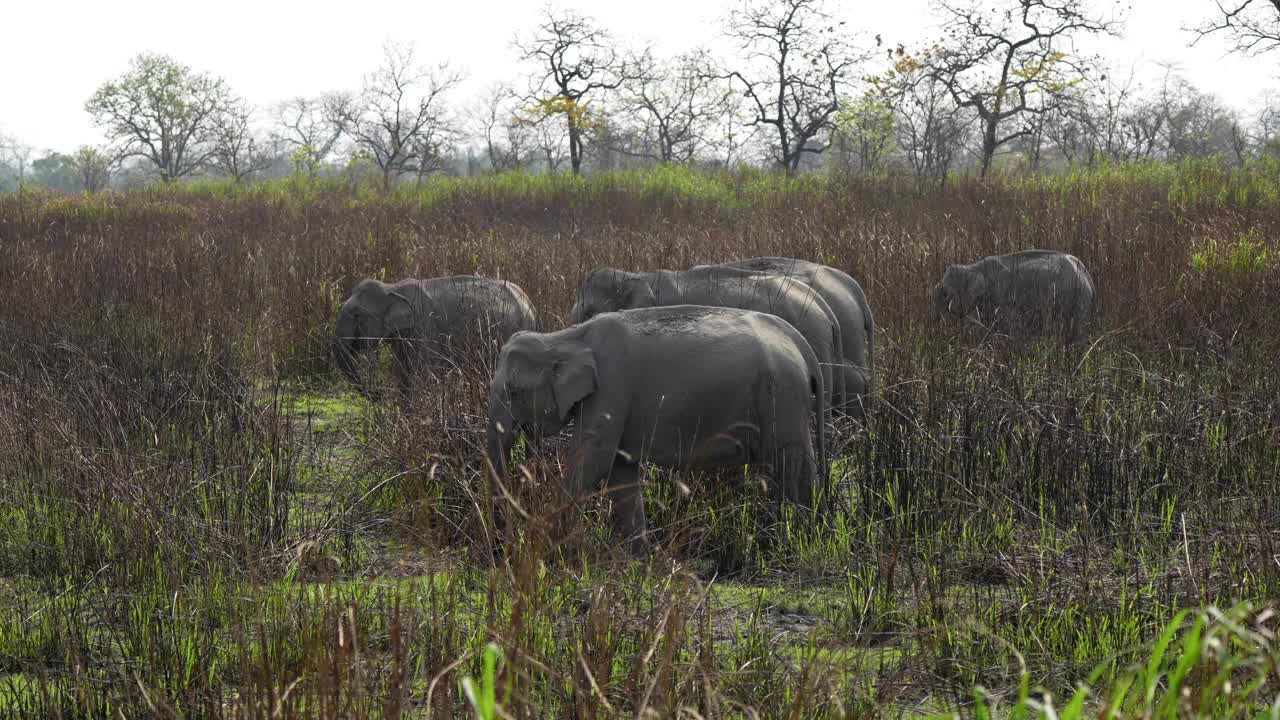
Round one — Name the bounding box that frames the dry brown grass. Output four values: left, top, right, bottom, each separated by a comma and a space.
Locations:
0, 166, 1278, 716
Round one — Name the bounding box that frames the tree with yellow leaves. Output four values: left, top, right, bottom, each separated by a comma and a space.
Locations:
516, 8, 641, 175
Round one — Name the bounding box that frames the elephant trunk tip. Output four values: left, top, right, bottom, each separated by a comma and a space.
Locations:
333, 338, 363, 386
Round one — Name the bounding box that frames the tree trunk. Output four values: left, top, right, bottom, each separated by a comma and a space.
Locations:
979, 120, 998, 179
784, 138, 800, 176
568, 117, 583, 175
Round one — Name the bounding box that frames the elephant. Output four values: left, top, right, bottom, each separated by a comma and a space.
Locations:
334, 275, 538, 398
568, 266, 845, 412
931, 250, 1096, 341
486, 305, 828, 552
703, 257, 874, 417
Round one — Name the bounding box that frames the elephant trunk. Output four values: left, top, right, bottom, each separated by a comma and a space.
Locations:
485, 390, 516, 487
483, 387, 518, 551
333, 338, 365, 391
335, 307, 375, 396
930, 285, 945, 321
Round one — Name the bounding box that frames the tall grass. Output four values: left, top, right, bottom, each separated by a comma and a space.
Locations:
0, 164, 1278, 716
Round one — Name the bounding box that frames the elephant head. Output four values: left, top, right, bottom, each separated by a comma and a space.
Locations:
486, 331, 598, 480
333, 279, 428, 395
932, 265, 987, 321
569, 268, 657, 324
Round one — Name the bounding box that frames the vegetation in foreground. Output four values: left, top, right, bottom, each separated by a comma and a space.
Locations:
1, 166, 1279, 717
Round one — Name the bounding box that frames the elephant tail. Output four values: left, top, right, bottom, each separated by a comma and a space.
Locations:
829, 321, 846, 414
812, 361, 829, 510
863, 300, 874, 388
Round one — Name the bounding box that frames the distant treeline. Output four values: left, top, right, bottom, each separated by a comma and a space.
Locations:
2, 0, 1279, 194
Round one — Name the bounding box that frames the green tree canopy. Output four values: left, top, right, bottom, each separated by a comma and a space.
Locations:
85, 53, 232, 182
31, 152, 80, 193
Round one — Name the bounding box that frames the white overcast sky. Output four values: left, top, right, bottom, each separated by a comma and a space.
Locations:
1, 0, 1275, 153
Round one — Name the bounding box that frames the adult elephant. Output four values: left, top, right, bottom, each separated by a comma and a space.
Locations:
487, 305, 827, 552
931, 250, 1096, 341
568, 266, 845, 412
704, 257, 874, 417
334, 276, 538, 398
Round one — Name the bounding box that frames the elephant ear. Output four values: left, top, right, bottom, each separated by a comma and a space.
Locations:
384, 287, 431, 335
552, 342, 598, 422
620, 278, 657, 308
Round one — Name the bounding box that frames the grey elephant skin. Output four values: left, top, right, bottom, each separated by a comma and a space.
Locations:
487, 305, 828, 552
705, 257, 874, 416
334, 276, 538, 397
568, 266, 845, 411
932, 250, 1096, 341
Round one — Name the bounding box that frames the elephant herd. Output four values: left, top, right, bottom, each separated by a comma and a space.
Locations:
333, 249, 1096, 551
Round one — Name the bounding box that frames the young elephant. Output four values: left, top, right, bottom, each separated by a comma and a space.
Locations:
568, 266, 845, 411
704, 257, 874, 418
932, 250, 1096, 341
487, 305, 828, 552
334, 276, 538, 398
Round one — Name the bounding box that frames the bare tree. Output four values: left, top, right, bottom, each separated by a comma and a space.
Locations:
874, 46, 969, 185
703, 78, 762, 168
1154, 67, 1237, 160
1041, 67, 1163, 165
1191, 0, 1280, 56
332, 42, 463, 190
1041, 84, 1090, 166
1068, 68, 1142, 165
85, 53, 232, 182
832, 91, 896, 174
208, 98, 277, 182
723, 0, 865, 175
516, 7, 639, 175
1010, 96, 1053, 171
531, 117, 569, 173
0, 134, 33, 188
73, 145, 114, 193
1119, 97, 1166, 161
272, 95, 344, 177
930, 0, 1120, 177
616, 50, 724, 164
1226, 112, 1252, 163
1256, 90, 1280, 155
471, 83, 532, 172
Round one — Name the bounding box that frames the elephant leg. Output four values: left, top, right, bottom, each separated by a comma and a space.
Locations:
564, 401, 626, 500
422, 337, 450, 380
1064, 302, 1088, 344
388, 342, 415, 404
752, 446, 815, 516
750, 460, 786, 508
752, 404, 814, 509
604, 462, 649, 553
779, 443, 818, 511
841, 364, 867, 421
759, 405, 818, 512
821, 361, 836, 413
